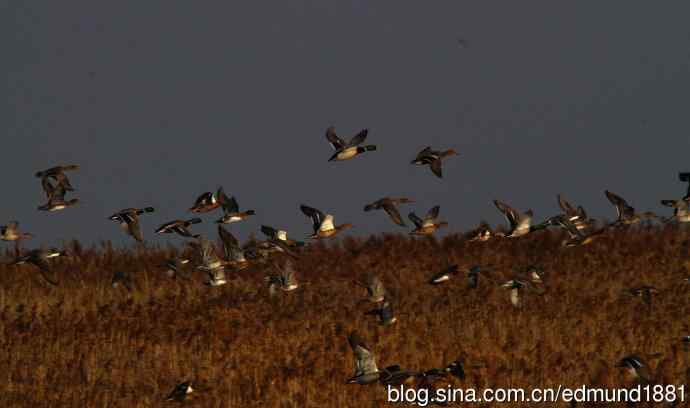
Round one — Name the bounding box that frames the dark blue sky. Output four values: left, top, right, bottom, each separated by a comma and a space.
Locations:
3, 2, 690, 247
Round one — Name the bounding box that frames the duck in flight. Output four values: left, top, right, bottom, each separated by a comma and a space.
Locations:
615, 355, 652, 385
165, 381, 194, 402
35, 164, 79, 192
217, 224, 249, 271
493, 200, 540, 238
346, 332, 381, 385
155, 218, 202, 238
300, 204, 352, 239
1, 221, 34, 255
189, 187, 225, 213
354, 273, 387, 303
408, 205, 448, 236
555, 194, 592, 230
363, 197, 414, 227
605, 190, 658, 227
191, 235, 227, 286
108, 207, 155, 242
265, 260, 299, 296
660, 172, 690, 223
325, 126, 376, 162
411, 147, 458, 178
11, 247, 67, 286
37, 182, 79, 212
260, 225, 305, 249
215, 194, 255, 224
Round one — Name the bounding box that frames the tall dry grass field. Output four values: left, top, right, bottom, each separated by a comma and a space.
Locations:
1, 225, 689, 407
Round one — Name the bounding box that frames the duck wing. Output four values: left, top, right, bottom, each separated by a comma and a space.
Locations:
325, 126, 346, 150
348, 129, 368, 147
408, 212, 424, 229
300, 205, 326, 233
381, 202, 405, 226
429, 159, 443, 178
605, 190, 635, 220
493, 200, 518, 230
425, 205, 440, 222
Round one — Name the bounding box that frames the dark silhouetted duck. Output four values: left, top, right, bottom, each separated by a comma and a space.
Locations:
111, 270, 133, 291
605, 190, 658, 226
165, 381, 194, 402
37, 183, 79, 212
109, 207, 155, 242
159, 257, 191, 279
364, 197, 414, 227
411, 147, 458, 178
35, 164, 79, 191
11, 247, 67, 286
155, 218, 202, 238
616, 355, 652, 385
429, 262, 460, 285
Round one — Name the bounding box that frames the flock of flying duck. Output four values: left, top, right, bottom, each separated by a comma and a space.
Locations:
2, 128, 690, 402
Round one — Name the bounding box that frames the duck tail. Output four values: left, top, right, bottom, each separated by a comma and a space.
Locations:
245, 210, 256, 216
188, 218, 202, 225
143, 207, 155, 213
68, 199, 80, 206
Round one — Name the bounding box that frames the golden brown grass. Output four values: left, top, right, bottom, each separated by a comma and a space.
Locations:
1, 225, 689, 407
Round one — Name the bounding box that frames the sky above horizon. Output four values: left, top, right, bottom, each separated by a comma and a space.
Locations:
2, 2, 690, 248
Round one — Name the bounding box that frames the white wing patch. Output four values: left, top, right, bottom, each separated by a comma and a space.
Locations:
320, 214, 335, 231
